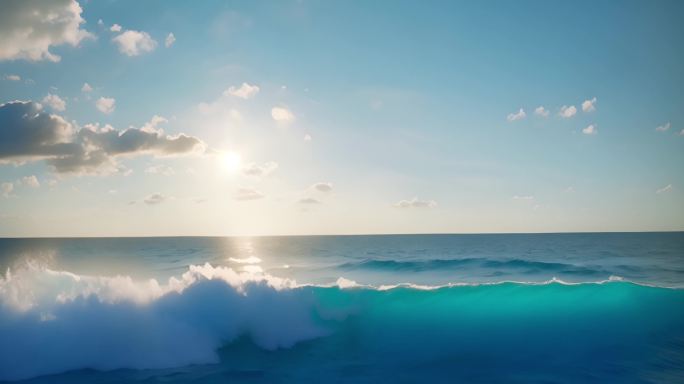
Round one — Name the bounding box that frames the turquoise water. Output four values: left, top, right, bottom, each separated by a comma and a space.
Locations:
1, 233, 683, 382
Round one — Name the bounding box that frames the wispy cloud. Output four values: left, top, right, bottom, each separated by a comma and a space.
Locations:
656, 184, 673, 194
312, 182, 333, 193
394, 197, 437, 208
144, 193, 167, 205
165, 33, 176, 48
655, 122, 671, 132
299, 197, 322, 205
234, 187, 265, 201
507, 108, 526, 122
512, 195, 534, 200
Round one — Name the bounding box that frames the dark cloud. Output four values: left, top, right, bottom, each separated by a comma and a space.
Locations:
0, 101, 206, 175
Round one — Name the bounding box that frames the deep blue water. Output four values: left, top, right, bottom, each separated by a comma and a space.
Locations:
0, 233, 683, 383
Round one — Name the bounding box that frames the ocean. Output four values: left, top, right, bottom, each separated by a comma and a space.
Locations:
0, 233, 683, 383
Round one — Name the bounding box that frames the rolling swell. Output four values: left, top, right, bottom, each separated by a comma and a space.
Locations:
1, 264, 684, 382
339, 257, 614, 277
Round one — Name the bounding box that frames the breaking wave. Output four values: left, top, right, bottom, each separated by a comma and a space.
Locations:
1, 262, 683, 382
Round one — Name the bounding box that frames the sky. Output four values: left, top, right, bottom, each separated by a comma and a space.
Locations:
0, 0, 683, 237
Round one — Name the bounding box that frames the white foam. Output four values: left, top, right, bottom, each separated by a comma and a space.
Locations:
0, 262, 324, 381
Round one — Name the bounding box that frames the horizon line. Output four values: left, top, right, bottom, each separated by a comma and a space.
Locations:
1, 229, 683, 240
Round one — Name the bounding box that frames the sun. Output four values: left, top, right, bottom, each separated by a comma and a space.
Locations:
221, 151, 242, 172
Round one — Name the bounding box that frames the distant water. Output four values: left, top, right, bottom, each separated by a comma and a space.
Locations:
1, 233, 683, 383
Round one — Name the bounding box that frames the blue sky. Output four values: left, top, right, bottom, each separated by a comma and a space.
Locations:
0, 0, 682, 236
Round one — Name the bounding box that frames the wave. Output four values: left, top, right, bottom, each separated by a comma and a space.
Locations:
1, 263, 684, 382
338, 257, 614, 276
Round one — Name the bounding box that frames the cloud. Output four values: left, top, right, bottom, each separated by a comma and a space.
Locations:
512, 195, 534, 200
559, 105, 577, 118
112, 30, 157, 56
3, 74, 21, 81
110, 24, 122, 32
234, 187, 265, 201
298, 197, 321, 205
144, 193, 167, 205
0, 101, 206, 175
225, 83, 259, 99
42, 93, 66, 111
582, 124, 597, 135
81, 82, 93, 92
506, 108, 526, 122
1, 182, 13, 197
656, 184, 673, 194
303, 134, 312, 142
242, 161, 278, 177
18, 175, 40, 188
96, 97, 116, 114
312, 182, 333, 193
0, 0, 93, 62
534, 106, 549, 117
145, 164, 175, 176
165, 33, 176, 48
655, 122, 671, 132
271, 107, 295, 124
581, 97, 597, 112
394, 197, 437, 209
680, 129, 684, 136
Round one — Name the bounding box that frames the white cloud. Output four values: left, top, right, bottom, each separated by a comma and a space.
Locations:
18, 175, 40, 188
42, 93, 66, 111
0, 101, 206, 175
299, 197, 321, 205
582, 97, 597, 112
225, 83, 260, 99
506, 108, 526, 122
304, 134, 312, 142
680, 129, 684, 136
144, 193, 167, 205
312, 182, 333, 193
145, 164, 175, 176
98, 19, 104, 26
512, 195, 534, 200
242, 161, 278, 177
110, 24, 122, 32
81, 82, 93, 92
655, 122, 671, 132
394, 197, 437, 209
559, 105, 577, 118
96, 97, 116, 114
0, 0, 93, 62
165, 33, 176, 48
534, 106, 549, 117
582, 124, 597, 135
234, 187, 265, 201
656, 184, 673, 194
1, 182, 13, 197
271, 107, 295, 124
112, 30, 157, 56
3, 74, 21, 81
141, 115, 168, 134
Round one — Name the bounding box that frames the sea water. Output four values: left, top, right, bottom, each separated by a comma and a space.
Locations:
0, 233, 683, 383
